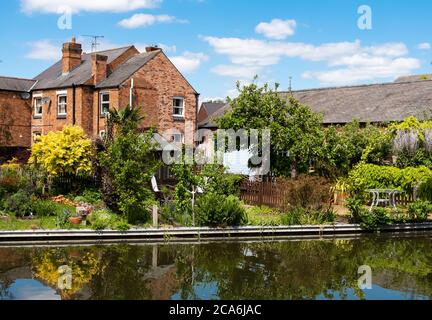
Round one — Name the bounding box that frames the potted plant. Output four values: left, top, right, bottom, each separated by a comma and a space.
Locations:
68, 211, 83, 225
334, 178, 350, 205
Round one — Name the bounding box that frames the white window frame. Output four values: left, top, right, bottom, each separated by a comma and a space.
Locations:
33, 97, 43, 118
100, 92, 110, 116
57, 94, 67, 117
172, 133, 184, 144
173, 97, 185, 118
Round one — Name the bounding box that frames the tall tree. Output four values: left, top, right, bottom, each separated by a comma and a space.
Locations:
217, 81, 325, 176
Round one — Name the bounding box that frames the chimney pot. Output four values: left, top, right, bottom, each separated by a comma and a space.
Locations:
92, 54, 108, 85
145, 46, 160, 52
62, 38, 82, 74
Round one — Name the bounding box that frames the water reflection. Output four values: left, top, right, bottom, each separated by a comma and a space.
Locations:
0, 234, 432, 300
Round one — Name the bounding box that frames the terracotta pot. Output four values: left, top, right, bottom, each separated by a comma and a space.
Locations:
69, 216, 83, 225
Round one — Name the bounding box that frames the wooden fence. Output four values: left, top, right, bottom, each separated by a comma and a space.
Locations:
240, 178, 417, 210
240, 178, 290, 210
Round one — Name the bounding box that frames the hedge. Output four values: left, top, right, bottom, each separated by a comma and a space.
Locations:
347, 163, 432, 194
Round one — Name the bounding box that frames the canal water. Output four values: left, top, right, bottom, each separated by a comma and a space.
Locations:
0, 233, 431, 300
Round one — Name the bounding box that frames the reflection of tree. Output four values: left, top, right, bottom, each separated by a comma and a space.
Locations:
32, 248, 102, 299
0, 278, 13, 299
2, 235, 432, 300
173, 236, 432, 300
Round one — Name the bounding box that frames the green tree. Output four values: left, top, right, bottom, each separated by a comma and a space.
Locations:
217, 81, 325, 176
98, 107, 160, 223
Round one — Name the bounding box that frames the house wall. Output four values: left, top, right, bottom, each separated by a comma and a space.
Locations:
197, 107, 209, 123
30, 86, 95, 141
117, 52, 198, 145
0, 90, 31, 148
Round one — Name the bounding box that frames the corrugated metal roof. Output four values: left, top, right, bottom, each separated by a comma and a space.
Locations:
32, 46, 135, 90
95, 50, 160, 88
0, 76, 36, 92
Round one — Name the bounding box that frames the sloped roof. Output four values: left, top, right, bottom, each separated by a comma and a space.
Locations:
32, 46, 135, 90
199, 103, 231, 128
201, 102, 226, 116
279, 79, 432, 124
95, 50, 160, 88
395, 74, 432, 83
198, 102, 226, 128
0, 76, 36, 92
199, 77, 432, 128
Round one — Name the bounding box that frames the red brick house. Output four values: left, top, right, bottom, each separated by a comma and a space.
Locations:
0, 37, 199, 162
0, 77, 35, 162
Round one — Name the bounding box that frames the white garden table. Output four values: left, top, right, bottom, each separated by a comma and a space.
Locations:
365, 189, 403, 211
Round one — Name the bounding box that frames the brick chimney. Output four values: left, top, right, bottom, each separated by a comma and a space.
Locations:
62, 37, 82, 74
91, 54, 108, 85
145, 46, 161, 52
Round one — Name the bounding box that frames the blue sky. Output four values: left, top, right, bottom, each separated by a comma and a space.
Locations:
1, 0, 432, 101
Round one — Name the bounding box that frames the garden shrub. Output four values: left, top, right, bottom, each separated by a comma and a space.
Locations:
200, 165, 243, 197
29, 126, 93, 177
160, 202, 193, 226
31, 199, 58, 217
74, 189, 103, 205
284, 175, 333, 211
418, 178, 432, 201
1, 190, 33, 217
0, 164, 23, 193
88, 209, 129, 231
347, 163, 432, 195
407, 200, 432, 222
320, 121, 391, 177
346, 198, 393, 230
196, 193, 246, 227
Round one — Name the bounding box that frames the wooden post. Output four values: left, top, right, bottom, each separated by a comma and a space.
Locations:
152, 205, 158, 228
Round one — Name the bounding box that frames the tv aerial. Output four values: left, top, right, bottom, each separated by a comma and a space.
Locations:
82, 35, 104, 53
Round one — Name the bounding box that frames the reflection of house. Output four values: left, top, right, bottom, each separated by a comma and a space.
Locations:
0, 37, 199, 162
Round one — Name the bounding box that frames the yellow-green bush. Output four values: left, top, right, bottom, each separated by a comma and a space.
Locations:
29, 126, 93, 177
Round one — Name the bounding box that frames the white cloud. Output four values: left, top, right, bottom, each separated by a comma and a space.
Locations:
211, 65, 261, 79
302, 58, 421, 85
170, 52, 209, 73
203, 35, 420, 84
417, 42, 431, 50
21, 0, 161, 14
25, 40, 61, 60
118, 13, 188, 28
255, 19, 296, 40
